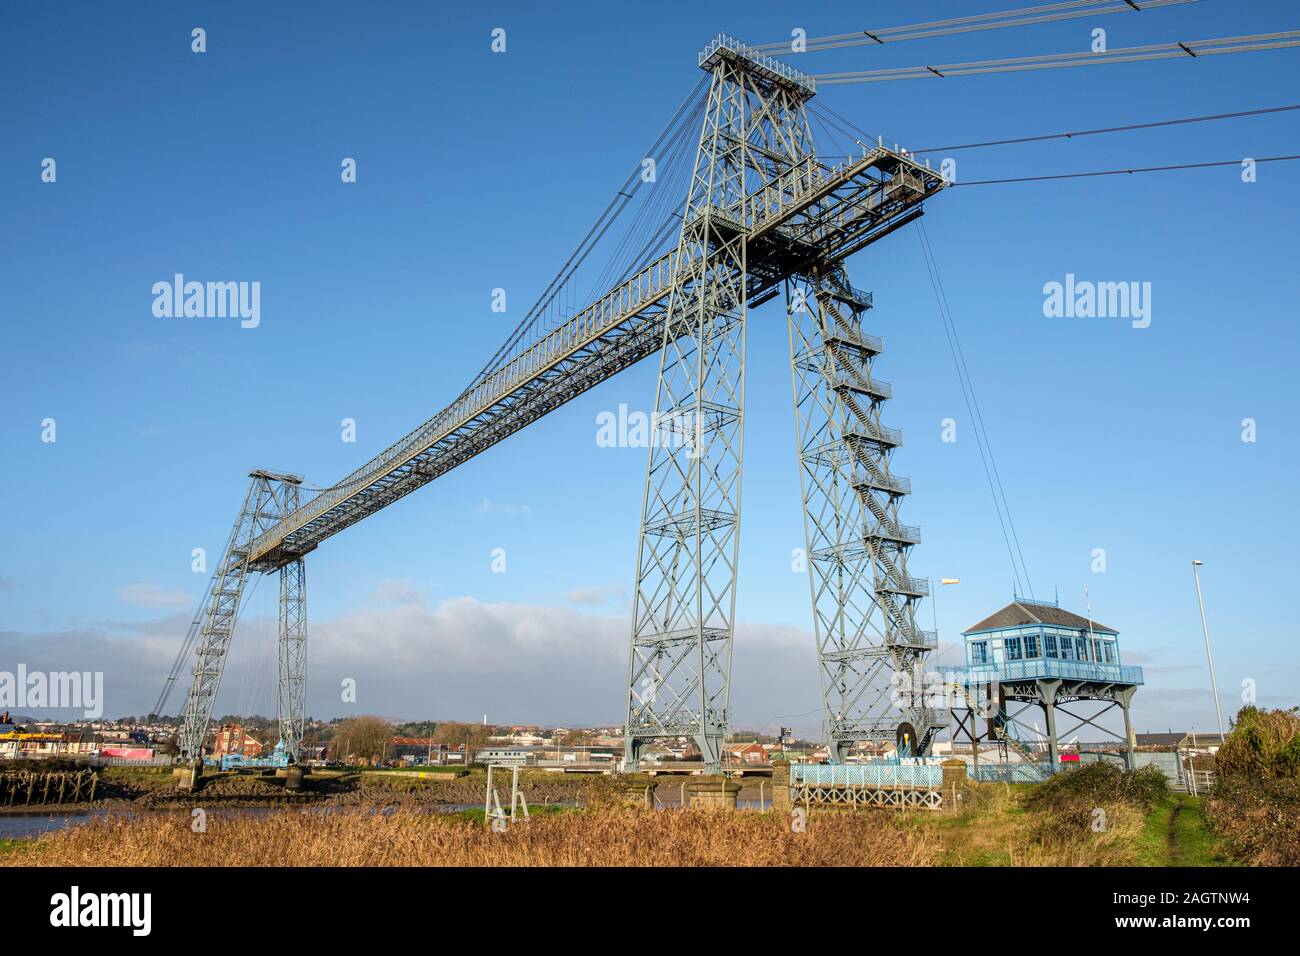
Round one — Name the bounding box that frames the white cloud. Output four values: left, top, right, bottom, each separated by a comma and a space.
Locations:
371, 578, 425, 606
474, 497, 532, 517
565, 585, 627, 607
5, 595, 1279, 740
116, 583, 195, 609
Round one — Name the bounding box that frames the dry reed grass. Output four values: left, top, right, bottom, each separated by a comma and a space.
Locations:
923, 782, 1147, 866
2, 806, 936, 868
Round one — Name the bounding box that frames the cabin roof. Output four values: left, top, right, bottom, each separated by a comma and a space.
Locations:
964, 600, 1116, 636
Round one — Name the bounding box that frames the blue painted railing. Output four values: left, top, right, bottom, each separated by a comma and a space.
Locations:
791, 763, 943, 788
973, 763, 1055, 783
944, 660, 1143, 686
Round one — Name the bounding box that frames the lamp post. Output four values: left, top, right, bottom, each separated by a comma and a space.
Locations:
929, 577, 961, 651
930, 577, 960, 755
1191, 560, 1226, 740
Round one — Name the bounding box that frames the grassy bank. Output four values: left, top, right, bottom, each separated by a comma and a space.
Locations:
3, 762, 1237, 867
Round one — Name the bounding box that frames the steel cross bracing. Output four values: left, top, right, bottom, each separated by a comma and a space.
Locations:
788, 268, 945, 762
277, 555, 307, 761
171, 33, 946, 764
178, 470, 304, 760
948, 676, 1139, 772
622, 35, 945, 770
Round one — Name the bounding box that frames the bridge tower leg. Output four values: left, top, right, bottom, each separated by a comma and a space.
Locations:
178, 470, 304, 763
624, 42, 817, 773
1043, 687, 1061, 768
787, 268, 939, 762
277, 555, 307, 763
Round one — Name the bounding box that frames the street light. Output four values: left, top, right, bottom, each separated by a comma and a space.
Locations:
1191, 560, 1226, 740
930, 577, 961, 756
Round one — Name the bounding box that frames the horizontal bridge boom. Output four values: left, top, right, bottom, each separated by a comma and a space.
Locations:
245, 147, 944, 570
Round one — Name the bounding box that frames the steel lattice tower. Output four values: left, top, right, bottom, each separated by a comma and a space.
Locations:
276, 555, 307, 760
178, 470, 306, 762
623, 41, 819, 771
787, 270, 943, 761
624, 38, 944, 770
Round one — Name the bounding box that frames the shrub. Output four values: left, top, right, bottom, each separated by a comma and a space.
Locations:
1203, 775, 1300, 866
1026, 762, 1169, 813
1214, 707, 1300, 781
1203, 707, 1300, 865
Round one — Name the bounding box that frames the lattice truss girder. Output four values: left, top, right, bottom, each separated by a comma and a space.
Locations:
787, 270, 935, 758
791, 783, 943, 811
625, 56, 817, 769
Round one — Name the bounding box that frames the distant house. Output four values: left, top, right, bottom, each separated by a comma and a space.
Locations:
473, 746, 541, 766
1136, 731, 1227, 752
211, 724, 263, 759
639, 744, 676, 763
389, 736, 433, 761
724, 742, 769, 765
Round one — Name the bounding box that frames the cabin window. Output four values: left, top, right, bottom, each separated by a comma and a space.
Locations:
1025, 634, 1040, 658
1059, 637, 1073, 659
1005, 637, 1022, 660
970, 641, 988, 664
1045, 634, 1058, 658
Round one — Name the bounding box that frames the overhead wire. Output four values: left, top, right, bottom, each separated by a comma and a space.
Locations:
949, 152, 1300, 184
750, 0, 1197, 53
917, 220, 1035, 599
812, 103, 1300, 168
909, 103, 1300, 154
468, 74, 709, 388
293, 77, 709, 501
812, 31, 1300, 83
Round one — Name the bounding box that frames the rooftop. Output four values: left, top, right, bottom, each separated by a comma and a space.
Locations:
965, 599, 1116, 636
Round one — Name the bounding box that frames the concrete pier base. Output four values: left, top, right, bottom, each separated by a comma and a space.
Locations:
173, 762, 202, 791
687, 778, 741, 810
625, 781, 657, 809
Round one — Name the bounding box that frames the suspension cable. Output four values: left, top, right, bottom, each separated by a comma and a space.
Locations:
917, 220, 1035, 599
750, 0, 1197, 54
812, 31, 1300, 83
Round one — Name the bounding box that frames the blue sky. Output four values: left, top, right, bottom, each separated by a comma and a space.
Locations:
2, 1, 1297, 736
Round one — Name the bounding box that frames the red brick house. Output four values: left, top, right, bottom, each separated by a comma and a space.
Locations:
211, 723, 263, 759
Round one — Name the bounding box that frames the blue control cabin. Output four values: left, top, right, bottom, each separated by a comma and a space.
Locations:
960, 598, 1143, 687
943, 597, 1143, 774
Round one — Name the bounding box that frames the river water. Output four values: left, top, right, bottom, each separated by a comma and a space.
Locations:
2, 790, 774, 840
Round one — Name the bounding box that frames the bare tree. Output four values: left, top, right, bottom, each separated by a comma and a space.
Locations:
332, 716, 394, 765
